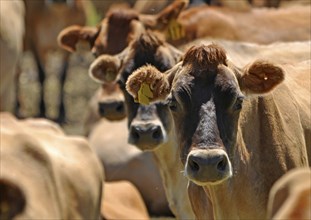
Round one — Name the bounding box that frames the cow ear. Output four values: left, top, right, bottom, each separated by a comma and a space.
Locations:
239, 60, 285, 95
57, 25, 98, 53
89, 54, 121, 83
139, 0, 187, 30
0, 180, 26, 219
126, 65, 172, 105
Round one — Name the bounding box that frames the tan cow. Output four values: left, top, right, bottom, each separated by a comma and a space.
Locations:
267, 167, 311, 219
0, 112, 103, 219
0, 0, 25, 112
126, 44, 310, 219
84, 64, 172, 217
89, 31, 195, 219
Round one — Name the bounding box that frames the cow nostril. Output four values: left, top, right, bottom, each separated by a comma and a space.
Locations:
189, 159, 200, 172
152, 127, 162, 139
217, 158, 227, 172
130, 129, 140, 140
98, 105, 104, 114
116, 104, 124, 113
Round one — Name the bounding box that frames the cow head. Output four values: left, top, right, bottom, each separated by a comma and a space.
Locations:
89, 31, 182, 151
57, 0, 187, 56
126, 44, 285, 185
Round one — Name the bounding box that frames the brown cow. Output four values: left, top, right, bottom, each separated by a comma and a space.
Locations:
126, 44, 310, 219
84, 63, 171, 217
0, 112, 103, 219
0, 0, 25, 112
89, 31, 195, 219
267, 167, 311, 219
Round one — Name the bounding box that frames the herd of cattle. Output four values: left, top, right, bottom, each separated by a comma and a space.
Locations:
0, 0, 310, 219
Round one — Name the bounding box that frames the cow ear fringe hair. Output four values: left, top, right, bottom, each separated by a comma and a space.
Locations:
126, 65, 170, 102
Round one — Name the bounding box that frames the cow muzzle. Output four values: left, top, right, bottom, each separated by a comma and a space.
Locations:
129, 121, 165, 150
98, 100, 126, 121
185, 148, 232, 186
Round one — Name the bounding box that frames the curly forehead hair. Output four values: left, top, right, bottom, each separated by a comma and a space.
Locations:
183, 44, 227, 74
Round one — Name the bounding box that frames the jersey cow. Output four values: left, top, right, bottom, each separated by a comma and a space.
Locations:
84, 56, 172, 217
0, 113, 103, 219
126, 44, 310, 219
89, 31, 195, 219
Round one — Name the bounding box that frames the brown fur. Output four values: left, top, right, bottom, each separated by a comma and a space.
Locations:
241, 60, 285, 94
126, 65, 170, 103
183, 44, 227, 73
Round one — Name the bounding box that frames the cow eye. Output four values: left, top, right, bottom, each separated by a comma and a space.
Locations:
166, 95, 178, 112
233, 96, 244, 111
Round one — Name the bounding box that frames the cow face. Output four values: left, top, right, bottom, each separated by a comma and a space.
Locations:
90, 32, 182, 151
126, 44, 285, 185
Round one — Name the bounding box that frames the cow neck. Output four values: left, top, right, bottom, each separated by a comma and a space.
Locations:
152, 128, 194, 219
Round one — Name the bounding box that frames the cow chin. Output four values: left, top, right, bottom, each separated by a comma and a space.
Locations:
128, 136, 166, 151
184, 149, 233, 186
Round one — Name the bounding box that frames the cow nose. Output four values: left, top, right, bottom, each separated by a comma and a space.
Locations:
186, 149, 232, 185
98, 101, 125, 120
129, 123, 164, 150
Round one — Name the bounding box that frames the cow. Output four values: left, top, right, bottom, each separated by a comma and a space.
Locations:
126, 44, 310, 219
88, 31, 195, 219
0, 112, 103, 219
267, 167, 311, 219
0, 0, 25, 113
22, 0, 88, 122
84, 60, 172, 216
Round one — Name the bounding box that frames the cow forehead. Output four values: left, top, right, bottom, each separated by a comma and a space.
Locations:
172, 62, 239, 96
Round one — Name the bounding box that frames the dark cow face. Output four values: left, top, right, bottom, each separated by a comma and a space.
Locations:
90, 31, 182, 151
126, 44, 285, 185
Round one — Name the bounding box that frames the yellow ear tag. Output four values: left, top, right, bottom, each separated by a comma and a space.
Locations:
137, 83, 154, 105
166, 19, 185, 41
